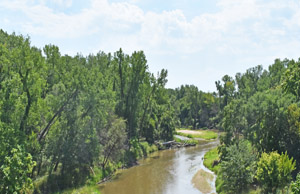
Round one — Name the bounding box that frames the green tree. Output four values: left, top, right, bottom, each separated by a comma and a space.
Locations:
100, 117, 127, 169
282, 58, 300, 100
220, 141, 257, 193
235, 65, 263, 99
215, 75, 235, 109
219, 99, 247, 160
243, 89, 295, 153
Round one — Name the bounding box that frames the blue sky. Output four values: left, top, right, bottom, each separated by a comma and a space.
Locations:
1, 0, 300, 92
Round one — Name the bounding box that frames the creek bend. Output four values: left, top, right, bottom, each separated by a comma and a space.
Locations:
99, 138, 219, 194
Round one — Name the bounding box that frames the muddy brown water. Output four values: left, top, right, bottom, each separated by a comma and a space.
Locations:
98, 139, 218, 194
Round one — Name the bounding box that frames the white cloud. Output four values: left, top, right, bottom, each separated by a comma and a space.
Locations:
1, 0, 299, 90
1, 0, 297, 48
52, 0, 73, 7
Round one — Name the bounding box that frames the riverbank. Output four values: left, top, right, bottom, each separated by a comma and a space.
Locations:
33, 141, 158, 194
48, 131, 219, 194
203, 147, 220, 174
203, 147, 223, 193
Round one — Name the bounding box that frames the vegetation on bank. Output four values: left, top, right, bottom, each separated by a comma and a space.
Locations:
173, 136, 198, 145
203, 147, 225, 194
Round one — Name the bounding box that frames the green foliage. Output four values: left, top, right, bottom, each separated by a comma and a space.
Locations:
256, 151, 296, 193
220, 141, 257, 194
0, 145, 36, 193
100, 117, 127, 169
213, 58, 300, 194
291, 173, 300, 194
0, 29, 176, 193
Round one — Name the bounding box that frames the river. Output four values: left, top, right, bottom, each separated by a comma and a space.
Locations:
99, 139, 219, 194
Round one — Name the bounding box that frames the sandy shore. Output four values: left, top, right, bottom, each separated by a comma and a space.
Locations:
177, 129, 203, 135
191, 169, 214, 194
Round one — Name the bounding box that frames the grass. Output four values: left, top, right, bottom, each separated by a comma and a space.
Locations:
176, 128, 218, 140
203, 147, 224, 194
203, 147, 220, 174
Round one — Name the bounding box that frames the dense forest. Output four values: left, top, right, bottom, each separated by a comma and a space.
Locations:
1, 30, 300, 194
0, 30, 177, 193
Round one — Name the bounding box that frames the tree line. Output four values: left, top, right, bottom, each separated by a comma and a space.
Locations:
167, 85, 219, 130
0, 30, 175, 193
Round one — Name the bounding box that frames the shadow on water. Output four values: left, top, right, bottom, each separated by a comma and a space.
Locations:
99, 139, 219, 194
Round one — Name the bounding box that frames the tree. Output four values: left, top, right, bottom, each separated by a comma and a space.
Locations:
221, 99, 246, 142
243, 89, 295, 153
100, 117, 127, 169
215, 75, 235, 109
282, 58, 300, 100
287, 103, 300, 169
168, 85, 218, 129
219, 141, 257, 193
235, 65, 263, 99
291, 173, 300, 194
256, 151, 296, 193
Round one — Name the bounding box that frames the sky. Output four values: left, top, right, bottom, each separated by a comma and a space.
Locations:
0, 0, 300, 92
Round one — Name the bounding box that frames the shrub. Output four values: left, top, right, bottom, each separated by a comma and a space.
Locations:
256, 151, 296, 193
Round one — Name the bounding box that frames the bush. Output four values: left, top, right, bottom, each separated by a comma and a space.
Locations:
256, 151, 296, 193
